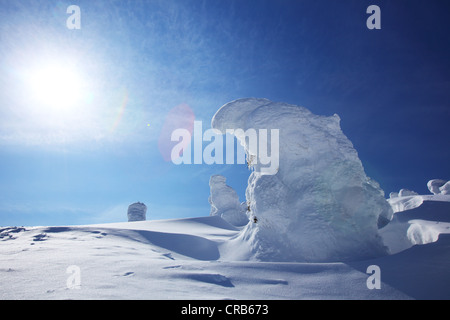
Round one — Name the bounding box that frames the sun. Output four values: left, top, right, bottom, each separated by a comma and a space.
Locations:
28, 63, 84, 111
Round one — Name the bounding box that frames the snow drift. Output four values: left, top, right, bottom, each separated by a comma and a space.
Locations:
212, 98, 393, 262
1, 194, 450, 299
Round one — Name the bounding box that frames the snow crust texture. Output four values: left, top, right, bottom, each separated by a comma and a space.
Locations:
212, 98, 393, 262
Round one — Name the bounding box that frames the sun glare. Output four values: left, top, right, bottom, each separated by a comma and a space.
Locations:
29, 63, 84, 111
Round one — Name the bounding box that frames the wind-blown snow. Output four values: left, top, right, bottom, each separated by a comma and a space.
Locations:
212, 98, 393, 262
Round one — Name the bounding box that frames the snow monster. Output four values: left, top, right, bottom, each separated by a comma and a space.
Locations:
212, 98, 393, 262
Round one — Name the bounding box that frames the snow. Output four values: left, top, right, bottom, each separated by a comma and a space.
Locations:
427, 179, 448, 195
1, 97, 449, 300
127, 202, 147, 222
398, 189, 418, 197
381, 194, 450, 254
440, 181, 450, 195
389, 192, 399, 199
212, 98, 393, 262
388, 195, 424, 214
1, 194, 449, 299
208, 175, 249, 226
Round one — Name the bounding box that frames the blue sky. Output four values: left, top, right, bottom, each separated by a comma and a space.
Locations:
0, 0, 449, 226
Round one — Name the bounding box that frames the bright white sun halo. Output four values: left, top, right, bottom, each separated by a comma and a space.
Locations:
29, 63, 84, 111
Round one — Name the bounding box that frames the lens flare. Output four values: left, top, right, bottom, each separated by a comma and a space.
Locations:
158, 103, 195, 162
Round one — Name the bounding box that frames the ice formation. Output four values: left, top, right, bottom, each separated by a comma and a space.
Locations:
389, 192, 399, 199
427, 179, 449, 195
390, 188, 418, 199
441, 181, 450, 195
398, 189, 418, 197
212, 98, 393, 262
209, 175, 249, 226
127, 202, 147, 222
